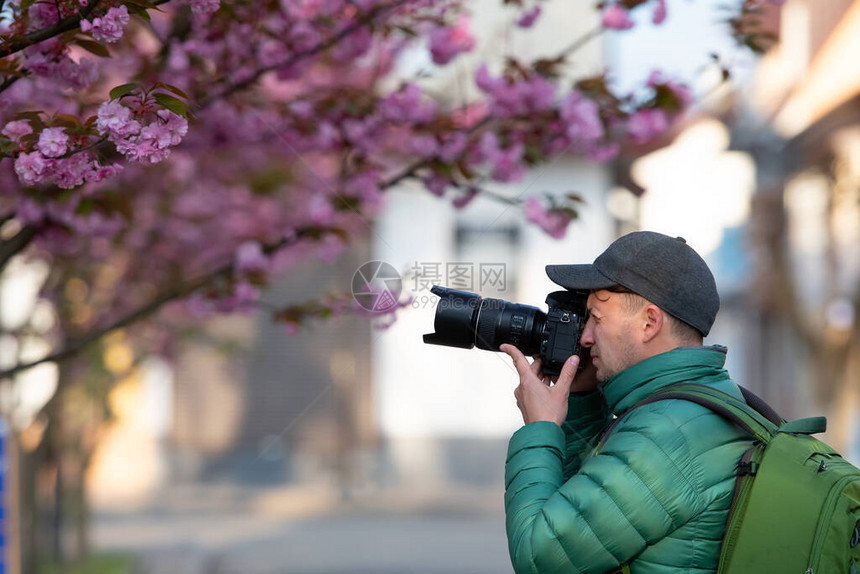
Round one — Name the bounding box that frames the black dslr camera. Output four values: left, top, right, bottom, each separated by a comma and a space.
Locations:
422, 285, 588, 376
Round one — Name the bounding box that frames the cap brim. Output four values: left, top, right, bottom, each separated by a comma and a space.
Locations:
545, 264, 617, 291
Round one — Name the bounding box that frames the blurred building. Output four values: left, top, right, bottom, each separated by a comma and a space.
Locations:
731, 0, 860, 457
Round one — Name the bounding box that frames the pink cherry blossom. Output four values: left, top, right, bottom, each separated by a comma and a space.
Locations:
189, 0, 220, 17
423, 174, 450, 197
331, 26, 373, 63
63, 58, 99, 91
28, 3, 60, 29
115, 137, 171, 164
602, 4, 635, 30
647, 70, 693, 109
96, 100, 141, 141
524, 197, 571, 239
560, 91, 603, 144
429, 17, 476, 65
317, 234, 346, 261
408, 133, 439, 157
80, 5, 129, 44
343, 171, 384, 210
475, 63, 500, 93
236, 241, 269, 273
148, 110, 189, 148
587, 143, 621, 163
517, 6, 542, 28
23, 40, 99, 90
474, 65, 555, 117
452, 187, 479, 209
36, 127, 69, 158
186, 294, 216, 319
438, 132, 468, 162
627, 108, 670, 144
51, 153, 97, 189
101, 107, 187, 164
379, 84, 436, 124
653, 0, 667, 25
518, 75, 557, 114
89, 162, 125, 182
14, 151, 49, 186
2, 120, 33, 141
479, 132, 526, 183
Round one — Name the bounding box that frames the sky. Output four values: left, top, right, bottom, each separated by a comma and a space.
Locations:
607, 0, 759, 101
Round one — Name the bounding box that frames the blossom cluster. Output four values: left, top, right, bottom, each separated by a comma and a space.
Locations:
524, 197, 573, 239
4, 120, 123, 189
80, 5, 130, 43
602, 0, 667, 30
23, 39, 98, 90
96, 102, 189, 164
13, 149, 123, 189
428, 17, 476, 65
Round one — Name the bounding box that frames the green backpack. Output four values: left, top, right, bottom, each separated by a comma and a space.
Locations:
609, 382, 860, 574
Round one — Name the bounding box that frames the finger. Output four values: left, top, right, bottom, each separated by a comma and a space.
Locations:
553, 355, 580, 395
499, 344, 530, 377
530, 356, 543, 377
514, 387, 524, 413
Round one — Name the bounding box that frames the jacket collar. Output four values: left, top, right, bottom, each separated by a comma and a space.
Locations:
600, 345, 729, 416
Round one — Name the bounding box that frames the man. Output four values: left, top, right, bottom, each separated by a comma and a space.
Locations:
500, 231, 752, 574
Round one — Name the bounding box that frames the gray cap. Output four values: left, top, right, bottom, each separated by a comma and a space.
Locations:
545, 231, 720, 336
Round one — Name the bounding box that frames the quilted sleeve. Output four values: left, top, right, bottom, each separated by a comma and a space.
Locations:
560, 391, 609, 480
504, 406, 707, 574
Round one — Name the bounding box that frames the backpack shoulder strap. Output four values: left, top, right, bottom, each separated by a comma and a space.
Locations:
737, 385, 783, 427
648, 383, 779, 441
595, 383, 778, 453
663, 383, 827, 435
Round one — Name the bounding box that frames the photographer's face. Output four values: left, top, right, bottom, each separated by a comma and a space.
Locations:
580, 290, 641, 383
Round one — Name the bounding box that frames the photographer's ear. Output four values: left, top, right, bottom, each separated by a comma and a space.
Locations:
641, 304, 665, 343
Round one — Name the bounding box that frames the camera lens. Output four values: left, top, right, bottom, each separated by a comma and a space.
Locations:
423, 286, 546, 354
473, 297, 545, 354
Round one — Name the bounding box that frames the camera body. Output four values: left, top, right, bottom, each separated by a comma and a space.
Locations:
423, 285, 587, 376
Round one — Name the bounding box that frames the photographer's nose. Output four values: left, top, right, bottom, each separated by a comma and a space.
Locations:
580, 322, 595, 348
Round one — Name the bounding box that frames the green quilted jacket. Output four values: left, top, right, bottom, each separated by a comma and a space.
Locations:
505, 346, 753, 574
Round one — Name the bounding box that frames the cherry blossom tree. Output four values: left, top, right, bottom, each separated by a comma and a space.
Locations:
0, 0, 778, 568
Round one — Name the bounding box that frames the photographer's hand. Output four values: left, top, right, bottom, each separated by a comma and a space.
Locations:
500, 344, 580, 427
571, 350, 599, 394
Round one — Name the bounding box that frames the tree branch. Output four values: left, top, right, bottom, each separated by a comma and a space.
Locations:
0, 227, 334, 379
0, 0, 102, 59
381, 115, 493, 188
0, 0, 170, 59
197, 0, 410, 109
0, 224, 37, 270
558, 26, 604, 59
0, 74, 23, 96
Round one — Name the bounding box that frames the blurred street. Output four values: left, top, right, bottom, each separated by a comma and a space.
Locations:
93, 482, 513, 574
